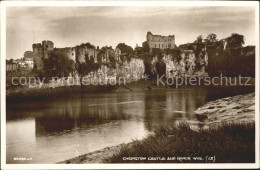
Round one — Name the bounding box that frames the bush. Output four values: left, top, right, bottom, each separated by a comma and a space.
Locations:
206, 46, 255, 77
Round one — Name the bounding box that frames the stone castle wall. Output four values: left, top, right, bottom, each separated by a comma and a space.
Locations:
54, 47, 76, 62
31, 40, 54, 70
75, 44, 97, 63
143, 32, 176, 51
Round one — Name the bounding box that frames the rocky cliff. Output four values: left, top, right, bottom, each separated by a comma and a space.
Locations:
151, 50, 208, 78
28, 49, 209, 88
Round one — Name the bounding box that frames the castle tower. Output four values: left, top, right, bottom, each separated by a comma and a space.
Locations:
42, 40, 54, 52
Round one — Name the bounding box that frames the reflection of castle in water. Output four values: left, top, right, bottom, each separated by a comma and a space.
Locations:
143, 88, 206, 131
35, 92, 147, 136
33, 89, 207, 136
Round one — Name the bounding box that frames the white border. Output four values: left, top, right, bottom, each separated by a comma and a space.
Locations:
1, 1, 259, 169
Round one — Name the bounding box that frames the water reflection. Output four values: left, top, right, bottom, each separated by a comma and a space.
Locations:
6, 86, 254, 163
34, 93, 145, 136
142, 88, 207, 131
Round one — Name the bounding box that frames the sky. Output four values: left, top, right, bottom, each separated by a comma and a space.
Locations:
6, 6, 256, 59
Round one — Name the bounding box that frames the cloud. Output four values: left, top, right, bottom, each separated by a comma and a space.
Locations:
6, 6, 256, 59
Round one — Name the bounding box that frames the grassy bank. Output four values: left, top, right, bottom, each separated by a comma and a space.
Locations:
107, 122, 255, 163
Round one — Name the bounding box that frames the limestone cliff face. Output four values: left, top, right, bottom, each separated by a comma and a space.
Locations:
154, 50, 208, 78
116, 58, 145, 82
79, 49, 208, 86
73, 58, 145, 85
29, 50, 208, 89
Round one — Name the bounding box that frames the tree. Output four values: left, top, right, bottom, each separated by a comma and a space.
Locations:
43, 51, 75, 79
109, 53, 117, 68
194, 35, 203, 44
155, 61, 166, 76
194, 35, 204, 58
76, 53, 100, 88
142, 42, 150, 53
226, 33, 245, 49
152, 48, 163, 58
141, 53, 153, 76
116, 43, 134, 54
204, 33, 217, 43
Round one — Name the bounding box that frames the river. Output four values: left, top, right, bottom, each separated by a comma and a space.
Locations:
6, 86, 254, 163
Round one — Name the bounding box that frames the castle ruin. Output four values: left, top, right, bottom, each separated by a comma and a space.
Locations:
142, 31, 176, 52
31, 40, 54, 70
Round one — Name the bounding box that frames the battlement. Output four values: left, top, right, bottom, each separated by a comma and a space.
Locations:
32, 40, 54, 52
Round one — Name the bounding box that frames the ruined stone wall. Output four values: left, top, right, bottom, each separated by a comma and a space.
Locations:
32, 40, 54, 70
115, 48, 121, 61
54, 47, 76, 62
146, 32, 176, 51
42, 40, 54, 51
32, 43, 42, 53
98, 47, 116, 64
33, 52, 44, 70
75, 45, 97, 63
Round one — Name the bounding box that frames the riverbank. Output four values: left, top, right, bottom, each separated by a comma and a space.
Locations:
6, 78, 161, 104
6, 77, 255, 105
6, 84, 117, 104
194, 92, 255, 124
59, 92, 255, 163
58, 144, 126, 164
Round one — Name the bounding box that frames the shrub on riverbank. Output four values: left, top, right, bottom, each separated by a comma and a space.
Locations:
108, 122, 255, 163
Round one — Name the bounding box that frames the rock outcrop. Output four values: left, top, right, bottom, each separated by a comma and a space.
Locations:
194, 93, 255, 124
161, 50, 208, 78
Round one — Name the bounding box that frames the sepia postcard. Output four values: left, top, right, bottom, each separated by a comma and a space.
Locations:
1, 0, 259, 169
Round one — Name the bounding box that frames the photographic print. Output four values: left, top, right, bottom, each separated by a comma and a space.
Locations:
1, 0, 259, 169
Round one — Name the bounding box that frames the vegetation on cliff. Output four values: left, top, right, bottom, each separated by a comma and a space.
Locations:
42, 51, 75, 81
116, 43, 134, 62
179, 33, 255, 77
206, 46, 255, 77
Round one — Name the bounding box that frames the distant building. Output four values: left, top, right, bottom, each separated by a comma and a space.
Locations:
15, 59, 27, 68
24, 51, 34, 69
6, 60, 18, 72
142, 31, 176, 52
24, 57, 34, 69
